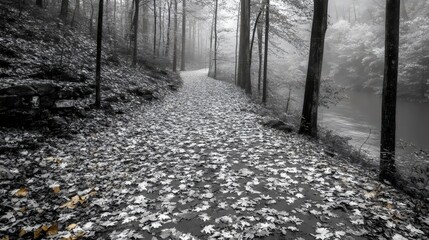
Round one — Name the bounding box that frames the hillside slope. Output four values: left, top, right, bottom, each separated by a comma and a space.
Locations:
0, 0, 181, 130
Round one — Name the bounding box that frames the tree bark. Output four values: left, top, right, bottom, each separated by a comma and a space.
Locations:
71, 0, 80, 27
89, 1, 94, 35
181, 0, 186, 71
214, 0, 218, 79
142, 1, 149, 45
158, 5, 162, 56
166, 0, 172, 56
262, 0, 269, 104
250, 6, 264, 69
173, 0, 178, 71
234, 3, 240, 85
95, 0, 104, 108
257, 10, 263, 91
132, 0, 139, 66
153, 0, 157, 55
60, 0, 69, 22
237, 0, 251, 94
208, 15, 214, 76
298, 0, 329, 138
380, 0, 400, 185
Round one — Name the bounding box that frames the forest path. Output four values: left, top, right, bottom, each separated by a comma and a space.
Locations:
92, 69, 376, 239
1, 70, 425, 240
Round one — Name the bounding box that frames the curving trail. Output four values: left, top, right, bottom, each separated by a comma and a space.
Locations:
1, 70, 426, 240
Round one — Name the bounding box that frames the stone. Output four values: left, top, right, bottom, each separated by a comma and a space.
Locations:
39, 95, 55, 108
31, 83, 60, 96
55, 100, 75, 108
0, 166, 14, 180
0, 95, 20, 111
0, 85, 37, 96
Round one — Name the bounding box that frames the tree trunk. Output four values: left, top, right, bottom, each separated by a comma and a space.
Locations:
95, 0, 104, 108
214, 0, 218, 79
181, 0, 186, 70
234, 3, 240, 85
257, 10, 263, 91
89, 2, 94, 35
71, 0, 80, 27
153, 0, 157, 55
250, 7, 264, 69
113, 0, 117, 53
380, 0, 400, 185
166, 0, 172, 56
298, 0, 329, 138
60, 0, 69, 22
262, 0, 269, 104
158, 6, 162, 56
237, 0, 251, 94
173, 0, 178, 71
208, 15, 214, 76
142, 1, 149, 45
132, 0, 139, 66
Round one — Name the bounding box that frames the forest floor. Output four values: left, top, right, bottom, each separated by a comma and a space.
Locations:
1, 69, 428, 240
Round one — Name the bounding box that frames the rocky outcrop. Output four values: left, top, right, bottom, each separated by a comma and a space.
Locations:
0, 83, 91, 127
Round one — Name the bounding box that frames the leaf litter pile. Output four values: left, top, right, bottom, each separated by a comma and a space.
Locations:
1, 69, 428, 239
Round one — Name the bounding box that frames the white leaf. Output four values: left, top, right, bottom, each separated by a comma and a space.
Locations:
201, 225, 215, 234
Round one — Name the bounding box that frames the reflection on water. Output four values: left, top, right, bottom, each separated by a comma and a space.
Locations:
320, 91, 429, 159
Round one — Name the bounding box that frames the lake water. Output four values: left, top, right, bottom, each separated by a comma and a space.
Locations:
319, 91, 429, 159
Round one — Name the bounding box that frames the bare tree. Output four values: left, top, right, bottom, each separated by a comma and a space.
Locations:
153, 0, 157, 55
60, 0, 69, 22
95, 0, 104, 108
181, 0, 187, 71
166, 0, 172, 56
173, 0, 178, 71
237, 0, 251, 94
262, 0, 269, 104
298, 0, 329, 137
132, 0, 140, 66
380, 0, 400, 184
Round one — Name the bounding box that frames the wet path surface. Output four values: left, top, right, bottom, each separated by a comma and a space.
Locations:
1, 70, 427, 240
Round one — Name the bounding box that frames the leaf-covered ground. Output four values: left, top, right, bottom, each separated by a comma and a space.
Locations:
1, 70, 428, 240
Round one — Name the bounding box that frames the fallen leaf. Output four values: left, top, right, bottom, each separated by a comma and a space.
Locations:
66, 224, 78, 231
46, 224, 58, 236
61, 195, 86, 209
14, 187, 28, 197
52, 185, 61, 194
19, 228, 26, 237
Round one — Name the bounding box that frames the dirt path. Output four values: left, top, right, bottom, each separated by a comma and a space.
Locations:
1, 70, 427, 240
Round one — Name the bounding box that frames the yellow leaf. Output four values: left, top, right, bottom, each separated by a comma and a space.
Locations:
1, 236, 10, 240
66, 224, 77, 231
34, 227, 43, 239
60, 195, 85, 209
386, 203, 394, 209
19, 229, 26, 237
52, 186, 61, 194
46, 224, 58, 236
46, 157, 62, 164
15, 187, 28, 197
